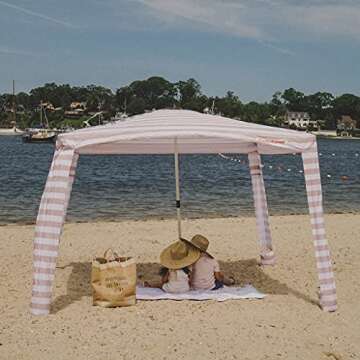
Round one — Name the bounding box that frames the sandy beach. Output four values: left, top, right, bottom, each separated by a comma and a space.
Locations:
0, 214, 359, 359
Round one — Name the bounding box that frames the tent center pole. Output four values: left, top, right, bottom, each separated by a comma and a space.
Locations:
174, 138, 181, 239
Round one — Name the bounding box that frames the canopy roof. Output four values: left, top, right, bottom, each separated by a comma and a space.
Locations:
58, 109, 315, 155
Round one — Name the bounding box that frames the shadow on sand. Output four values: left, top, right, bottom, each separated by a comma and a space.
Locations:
51, 259, 319, 314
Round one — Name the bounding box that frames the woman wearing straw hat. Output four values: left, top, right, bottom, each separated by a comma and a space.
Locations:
156, 240, 200, 293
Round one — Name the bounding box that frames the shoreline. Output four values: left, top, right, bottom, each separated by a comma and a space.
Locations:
315, 134, 360, 140
1, 209, 360, 226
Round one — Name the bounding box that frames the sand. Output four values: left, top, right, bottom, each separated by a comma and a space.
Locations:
0, 214, 359, 360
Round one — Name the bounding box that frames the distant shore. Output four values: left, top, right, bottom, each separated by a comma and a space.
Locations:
316, 134, 360, 140
311, 130, 360, 140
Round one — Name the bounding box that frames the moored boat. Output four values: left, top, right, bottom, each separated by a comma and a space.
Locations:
22, 101, 57, 143
22, 128, 57, 143
0, 127, 23, 136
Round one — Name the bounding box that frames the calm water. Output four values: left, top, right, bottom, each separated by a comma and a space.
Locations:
0, 136, 359, 224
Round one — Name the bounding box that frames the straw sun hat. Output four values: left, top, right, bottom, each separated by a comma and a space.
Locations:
184, 234, 213, 258
160, 240, 200, 269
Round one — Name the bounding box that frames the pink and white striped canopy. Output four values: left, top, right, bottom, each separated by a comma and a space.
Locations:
57, 109, 315, 154
31, 109, 337, 315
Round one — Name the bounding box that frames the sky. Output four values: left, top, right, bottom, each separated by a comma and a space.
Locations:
0, 0, 359, 102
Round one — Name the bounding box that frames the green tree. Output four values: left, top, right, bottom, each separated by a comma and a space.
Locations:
242, 102, 272, 124
176, 78, 202, 107
115, 86, 133, 112
215, 91, 243, 118
271, 91, 282, 107
304, 92, 334, 120
281, 88, 305, 111
127, 97, 146, 115
118, 76, 177, 112
133, 77, 174, 106
1, 79, 359, 131
16, 92, 31, 110
85, 85, 114, 112
332, 94, 360, 120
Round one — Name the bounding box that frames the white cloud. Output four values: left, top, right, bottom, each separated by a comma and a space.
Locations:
0, 0, 77, 28
137, 0, 263, 39
135, 0, 360, 40
0, 46, 39, 56
283, 3, 360, 39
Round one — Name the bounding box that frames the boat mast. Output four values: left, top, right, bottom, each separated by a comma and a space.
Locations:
40, 101, 43, 127
12, 80, 16, 128
44, 105, 49, 128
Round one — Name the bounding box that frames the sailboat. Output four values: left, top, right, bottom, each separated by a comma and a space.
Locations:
22, 102, 57, 143
0, 80, 24, 136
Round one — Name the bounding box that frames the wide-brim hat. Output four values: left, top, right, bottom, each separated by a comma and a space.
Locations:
160, 240, 200, 269
183, 234, 213, 258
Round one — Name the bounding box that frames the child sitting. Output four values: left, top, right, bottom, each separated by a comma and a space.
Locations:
186, 234, 234, 290
159, 265, 192, 293
146, 240, 200, 293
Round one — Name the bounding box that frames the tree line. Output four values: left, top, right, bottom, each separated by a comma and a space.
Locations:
0, 76, 359, 129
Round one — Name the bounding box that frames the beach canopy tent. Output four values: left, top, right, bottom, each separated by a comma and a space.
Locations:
31, 109, 337, 315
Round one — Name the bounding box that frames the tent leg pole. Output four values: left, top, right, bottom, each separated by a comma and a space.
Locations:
248, 150, 275, 265
302, 142, 337, 312
31, 149, 78, 316
174, 139, 181, 239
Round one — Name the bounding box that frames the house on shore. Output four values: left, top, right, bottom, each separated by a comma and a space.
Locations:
64, 101, 87, 118
283, 111, 317, 129
337, 115, 357, 136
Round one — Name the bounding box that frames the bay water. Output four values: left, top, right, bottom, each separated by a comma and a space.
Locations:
0, 136, 359, 224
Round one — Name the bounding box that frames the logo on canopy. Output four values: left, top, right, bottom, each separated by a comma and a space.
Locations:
255, 137, 286, 145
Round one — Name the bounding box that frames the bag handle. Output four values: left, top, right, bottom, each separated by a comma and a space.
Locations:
103, 248, 119, 261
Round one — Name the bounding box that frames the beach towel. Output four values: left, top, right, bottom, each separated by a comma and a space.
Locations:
136, 285, 265, 302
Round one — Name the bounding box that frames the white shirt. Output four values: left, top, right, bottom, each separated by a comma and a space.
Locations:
162, 269, 190, 293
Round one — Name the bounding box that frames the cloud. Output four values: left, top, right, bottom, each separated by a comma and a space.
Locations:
283, 3, 360, 39
0, 46, 40, 56
135, 0, 360, 41
137, 0, 263, 39
0, 0, 77, 28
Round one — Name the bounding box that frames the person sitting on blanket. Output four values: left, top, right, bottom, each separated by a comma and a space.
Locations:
145, 240, 200, 293
184, 234, 234, 291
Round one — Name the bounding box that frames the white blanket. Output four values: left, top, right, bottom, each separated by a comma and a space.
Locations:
136, 285, 265, 302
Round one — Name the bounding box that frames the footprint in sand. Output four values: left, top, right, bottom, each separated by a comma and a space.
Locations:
323, 352, 342, 360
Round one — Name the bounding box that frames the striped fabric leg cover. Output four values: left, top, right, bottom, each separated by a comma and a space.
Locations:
31, 148, 78, 315
248, 151, 275, 265
302, 142, 337, 312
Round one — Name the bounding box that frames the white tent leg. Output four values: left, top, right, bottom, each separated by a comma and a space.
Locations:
31, 148, 79, 315
248, 150, 275, 265
302, 142, 337, 312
